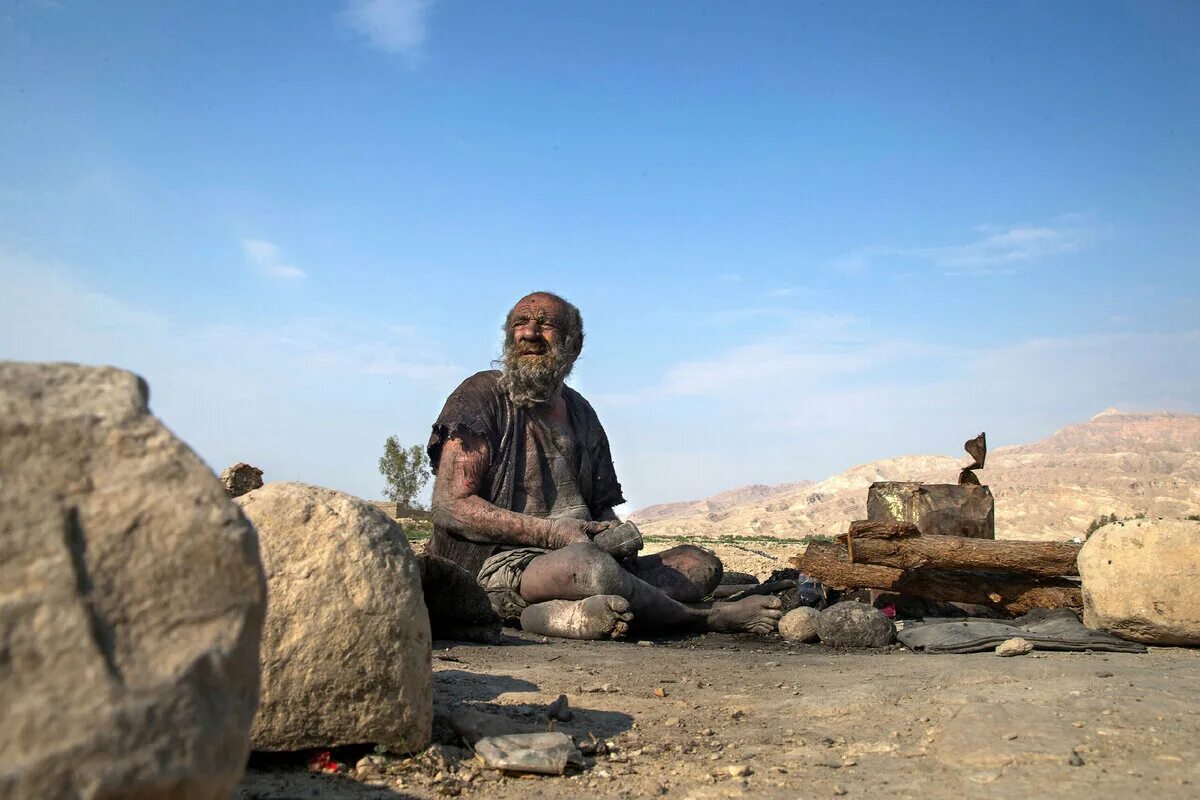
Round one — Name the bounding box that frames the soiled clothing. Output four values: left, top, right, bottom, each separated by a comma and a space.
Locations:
426, 370, 626, 577
476, 547, 547, 623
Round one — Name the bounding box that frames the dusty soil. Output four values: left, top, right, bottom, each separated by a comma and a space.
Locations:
237, 630, 1200, 800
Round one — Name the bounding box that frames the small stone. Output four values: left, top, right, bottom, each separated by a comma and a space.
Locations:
638, 640, 653, 647
219, 461, 264, 497
701, 728, 715, 737
1069, 750, 1086, 767
816, 602, 896, 648
833, 785, 847, 796
655, 687, 668, 698
1096, 671, 1114, 678
778, 607, 821, 642
728, 765, 753, 777
730, 710, 745, 720
1003, 733, 1018, 740
995, 637, 1035, 657
1073, 722, 1085, 728
547, 694, 572, 722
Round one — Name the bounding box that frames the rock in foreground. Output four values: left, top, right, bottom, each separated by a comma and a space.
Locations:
778, 606, 821, 642
237, 482, 432, 752
817, 601, 897, 648
1078, 518, 1200, 645
0, 362, 267, 800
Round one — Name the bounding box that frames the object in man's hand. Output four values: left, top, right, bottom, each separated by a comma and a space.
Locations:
593, 521, 644, 559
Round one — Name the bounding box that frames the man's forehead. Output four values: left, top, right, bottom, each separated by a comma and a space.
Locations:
510, 293, 567, 319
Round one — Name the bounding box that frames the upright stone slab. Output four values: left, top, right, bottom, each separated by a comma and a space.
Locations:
867, 481, 995, 539
236, 482, 433, 752
0, 362, 267, 800
1078, 518, 1200, 645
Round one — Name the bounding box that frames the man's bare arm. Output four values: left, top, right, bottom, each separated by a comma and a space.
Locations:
430, 432, 608, 549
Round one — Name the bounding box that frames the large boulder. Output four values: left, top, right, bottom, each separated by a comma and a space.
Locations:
1078, 518, 1200, 645
236, 482, 432, 752
0, 362, 267, 799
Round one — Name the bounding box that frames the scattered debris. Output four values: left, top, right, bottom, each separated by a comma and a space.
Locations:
473, 732, 584, 775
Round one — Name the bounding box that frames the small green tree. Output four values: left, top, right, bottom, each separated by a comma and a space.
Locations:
379, 436, 431, 509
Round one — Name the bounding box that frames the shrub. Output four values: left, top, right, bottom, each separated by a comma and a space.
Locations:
379, 436, 431, 509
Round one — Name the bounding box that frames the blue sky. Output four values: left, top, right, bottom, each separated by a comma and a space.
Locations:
2, 1, 1197, 511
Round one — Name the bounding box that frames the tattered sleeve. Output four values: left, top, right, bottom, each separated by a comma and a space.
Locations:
427, 371, 505, 476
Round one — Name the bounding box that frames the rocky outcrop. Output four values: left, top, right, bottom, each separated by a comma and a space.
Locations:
632, 410, 1200, 542
0, 362, 267, 800
236, 482, 432, 752
1077, 518, 1200, 645
220, 462, 264, 497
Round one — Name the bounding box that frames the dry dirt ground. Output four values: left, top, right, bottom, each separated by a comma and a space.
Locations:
238, 628, 1200, 800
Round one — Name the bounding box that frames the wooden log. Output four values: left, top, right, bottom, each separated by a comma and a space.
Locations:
847, 520, 921, 539
792, 542, 1082, 616
838, 529, 1081, 577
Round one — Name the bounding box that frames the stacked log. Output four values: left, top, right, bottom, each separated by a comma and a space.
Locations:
794, 521, 1083, 616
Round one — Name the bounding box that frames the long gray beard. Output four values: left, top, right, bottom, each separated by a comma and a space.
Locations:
499, 342, 576, 408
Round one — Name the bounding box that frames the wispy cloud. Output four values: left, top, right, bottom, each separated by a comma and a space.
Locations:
832, 214, 1098, 277
717, 272, 743, 283
241, 238, 306, 279
340, 0, 433, 57
0, 249, 460, 500
597, 311, 1200, 508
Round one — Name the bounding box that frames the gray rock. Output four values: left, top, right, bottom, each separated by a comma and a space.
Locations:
219, 462, 264, 497
816, 601, 896, 647
995, 637, 1034, 657
778, 606, 821, 642
237, 482, 432, 752
1078, 518, 1200, 645
0, 362, 267, 799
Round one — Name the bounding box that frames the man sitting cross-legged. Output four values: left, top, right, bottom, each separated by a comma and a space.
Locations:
426, 291, 781, 640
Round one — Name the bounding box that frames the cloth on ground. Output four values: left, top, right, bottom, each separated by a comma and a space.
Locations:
477, 546, 548, 623
897, 608, 1147, 654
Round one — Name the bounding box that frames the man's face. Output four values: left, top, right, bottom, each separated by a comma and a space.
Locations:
500, 293, 577, 406
507, 294, 569, 367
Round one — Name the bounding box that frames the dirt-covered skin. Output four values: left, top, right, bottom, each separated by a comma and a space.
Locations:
237, 631, 1200, 800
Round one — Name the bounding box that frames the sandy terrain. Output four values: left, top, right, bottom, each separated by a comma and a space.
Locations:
237, 629, 1200, 800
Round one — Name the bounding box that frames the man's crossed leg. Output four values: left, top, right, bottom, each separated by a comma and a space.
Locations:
517, 542, 782, 640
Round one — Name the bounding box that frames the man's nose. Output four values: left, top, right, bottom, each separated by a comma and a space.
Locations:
517, 322, 543, 340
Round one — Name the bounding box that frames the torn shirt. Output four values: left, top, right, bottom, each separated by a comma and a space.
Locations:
426, 370, 626, 577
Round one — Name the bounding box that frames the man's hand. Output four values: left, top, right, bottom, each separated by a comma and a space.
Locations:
592, 521, 644, 560
547, 518, 625, 549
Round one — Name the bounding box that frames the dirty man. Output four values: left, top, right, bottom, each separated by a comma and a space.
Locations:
426, 291, 781, 640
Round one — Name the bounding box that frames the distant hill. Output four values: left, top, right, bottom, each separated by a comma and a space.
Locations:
629, 410, 1200, 542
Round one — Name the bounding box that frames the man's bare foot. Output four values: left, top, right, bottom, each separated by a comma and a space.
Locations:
520, 595, 634, 640
706, 595, 783, 635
